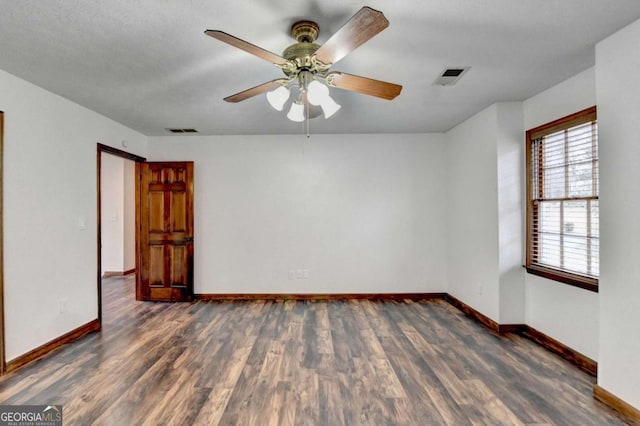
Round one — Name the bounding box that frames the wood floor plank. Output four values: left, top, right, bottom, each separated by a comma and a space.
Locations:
293, 369, 320, 425
0, 277, 631, 425
92, 344, 188, 424
317, 374, 345, 425
464, 379, 524, 426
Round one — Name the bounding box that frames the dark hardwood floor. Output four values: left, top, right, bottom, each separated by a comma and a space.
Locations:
0, 276, 629, 425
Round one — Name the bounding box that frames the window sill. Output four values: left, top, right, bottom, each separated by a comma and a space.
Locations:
525, 265, 598, 293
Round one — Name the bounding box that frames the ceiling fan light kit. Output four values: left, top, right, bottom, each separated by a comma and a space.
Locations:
266, 85, 290, 111
286, 100, 305, 122
205, 6, 402, 128
307, 80, 342, 119
306, 80, 327, 105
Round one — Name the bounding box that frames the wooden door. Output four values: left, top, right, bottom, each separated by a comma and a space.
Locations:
137, 162, 194, 301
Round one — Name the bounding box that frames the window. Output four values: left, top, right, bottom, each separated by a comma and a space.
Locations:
526, 106, 598, 291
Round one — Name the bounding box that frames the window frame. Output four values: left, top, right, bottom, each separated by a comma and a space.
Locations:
525, 106, 599, 292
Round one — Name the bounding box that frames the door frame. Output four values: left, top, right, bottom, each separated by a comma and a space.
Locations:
0, 112, 5, 374
96, 143, 146, 323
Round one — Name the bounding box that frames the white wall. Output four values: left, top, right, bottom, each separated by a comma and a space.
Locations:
101, 154, 125, 273
522, 67, 599, 361
446, 105, 501, 321
496, 103, 525, 324
100, 155, 135, 274
148, 133, 448, 294
523, 68, 596, 132
596, 18, 640, 409
445, 102, 525, 324
1, 69, 147, 361
123, 159, 136, 271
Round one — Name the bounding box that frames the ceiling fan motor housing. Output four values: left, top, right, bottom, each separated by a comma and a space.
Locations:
283, 43, 320, 64
281, 21, 329, 77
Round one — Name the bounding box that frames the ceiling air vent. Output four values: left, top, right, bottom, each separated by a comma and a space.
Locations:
166, 128, 198, 133
433, 67, 470, 86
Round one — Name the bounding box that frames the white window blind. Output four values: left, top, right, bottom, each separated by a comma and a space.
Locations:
527, 107, 599, 286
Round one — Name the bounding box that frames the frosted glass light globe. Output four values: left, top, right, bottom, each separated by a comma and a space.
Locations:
266, 86, 290, 111
287, 101, 305, 122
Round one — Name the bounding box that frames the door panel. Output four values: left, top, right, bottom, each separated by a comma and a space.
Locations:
172, 193, 186, 230
149, 192, 165, 232
137, 161, 194, 301
170, 245, 188, 285
149, 245, 165, 284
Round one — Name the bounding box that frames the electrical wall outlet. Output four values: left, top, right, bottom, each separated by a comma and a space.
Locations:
289, 268, 310, 279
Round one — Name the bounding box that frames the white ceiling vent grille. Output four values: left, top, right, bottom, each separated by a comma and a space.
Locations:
433, 67, 470, 86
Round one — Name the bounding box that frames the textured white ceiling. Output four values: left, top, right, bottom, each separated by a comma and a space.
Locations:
1, 1, 640, 136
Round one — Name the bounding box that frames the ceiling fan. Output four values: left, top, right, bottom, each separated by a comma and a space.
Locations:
205, 6, 402, 122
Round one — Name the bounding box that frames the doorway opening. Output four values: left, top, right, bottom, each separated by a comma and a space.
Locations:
96, 144, 145, 323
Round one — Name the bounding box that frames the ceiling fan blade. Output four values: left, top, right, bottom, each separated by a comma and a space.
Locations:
326, 72, 402, 100
314, 7, 389, 66
224, 79, 288, 103
205, 30, 289, 66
